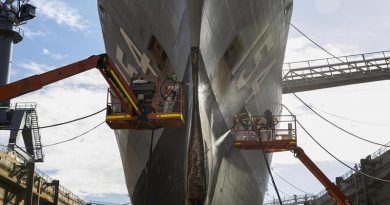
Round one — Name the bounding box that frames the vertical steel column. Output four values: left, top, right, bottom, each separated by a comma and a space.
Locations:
25, 161, 35, 205
0, 17, 14, 107
360, 158, 371, 205
52, 180, 60, 205
43, 179, 60, 205
0, 4, 22, 107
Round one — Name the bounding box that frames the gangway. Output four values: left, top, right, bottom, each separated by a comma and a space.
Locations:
282, 50, 390, 93
263, 194, 316, 205
232, 112, 352, 205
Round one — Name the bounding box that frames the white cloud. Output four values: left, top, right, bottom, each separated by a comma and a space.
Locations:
16, 61, 106, 90
42, 48, 68, 60
31, 0, 89, 31
18, 61, 53, 74
11, 70, 127, 197
314, 0, 341, 14
22, 27, 47, 39
284, 36, 361, 64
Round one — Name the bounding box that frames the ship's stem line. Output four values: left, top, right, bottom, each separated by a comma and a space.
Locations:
144, 129, 154, 205
187, 47, 207, 205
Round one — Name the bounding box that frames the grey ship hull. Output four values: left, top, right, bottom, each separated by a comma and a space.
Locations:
97, 0, 292, 204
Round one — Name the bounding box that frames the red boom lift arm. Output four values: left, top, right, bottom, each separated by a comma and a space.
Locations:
0, 54, 185, 130
0, 54, 141, 110
293, 147, 352, 205
232, 115, 352, 205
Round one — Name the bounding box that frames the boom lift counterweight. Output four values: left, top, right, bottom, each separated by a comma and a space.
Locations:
0, 54, 185, 130
232, 112, 352, 205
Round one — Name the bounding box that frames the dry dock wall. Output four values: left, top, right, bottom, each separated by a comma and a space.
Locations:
312, 145, 390, 205
0, 148, 85, 205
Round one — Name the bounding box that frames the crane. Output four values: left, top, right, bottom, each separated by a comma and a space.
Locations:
232, 112, 352, 205
0, 54, 185, 130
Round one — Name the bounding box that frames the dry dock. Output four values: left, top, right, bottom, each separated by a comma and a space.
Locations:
0, 147, 85, 205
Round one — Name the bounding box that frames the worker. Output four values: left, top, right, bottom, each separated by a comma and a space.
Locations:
161, 73, 179, 112
162, 84, 179, 112
263, 109, 274, 140
264, 109, 273, 129
238, 107, 253, 131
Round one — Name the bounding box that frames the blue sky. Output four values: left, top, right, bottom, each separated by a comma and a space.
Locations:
2, 0, 390, 204
12, 0, 104, 79
3, 0, 130, 204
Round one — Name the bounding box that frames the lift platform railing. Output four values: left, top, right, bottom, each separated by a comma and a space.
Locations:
105, 80, 185, 130
232, 115, 297, 152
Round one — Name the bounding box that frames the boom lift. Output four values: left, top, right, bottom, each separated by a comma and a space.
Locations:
232, 111, 352, 205
0, 54, 185, 130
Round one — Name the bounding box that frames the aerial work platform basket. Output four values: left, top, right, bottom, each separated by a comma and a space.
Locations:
232, 115, 297, 152
105, 79, 185, 130
231, 112, 352, 204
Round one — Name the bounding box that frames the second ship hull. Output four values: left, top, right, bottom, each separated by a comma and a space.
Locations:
97, 0, 293, 204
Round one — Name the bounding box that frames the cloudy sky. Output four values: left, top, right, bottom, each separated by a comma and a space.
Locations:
0, 0, 128, 203
1, 0, 389, 204
266, 0, 390, 202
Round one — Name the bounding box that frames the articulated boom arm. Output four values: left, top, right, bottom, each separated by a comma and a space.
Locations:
0, 55, 102, 102
0, 54, 141, 115
293, 147, 351, 205
0, 54, 185, 130
232, 114, 352, 204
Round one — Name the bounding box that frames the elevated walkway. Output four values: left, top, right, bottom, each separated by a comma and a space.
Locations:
263, 194, 316, 205
282, 50, 390, 93
0, 146, 85, 205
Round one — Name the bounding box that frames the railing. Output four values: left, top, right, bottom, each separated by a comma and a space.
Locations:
282, 50, 390, 93
283, 50, 390, 80
232, 115, 297, 142
2, 102, 37, 110
0, 146, 84, 204
12, 26, 24, 43
106, 81, 184, 116
34, 168, 85, 204
263, 194, 317, 205
314, 139, 390, 199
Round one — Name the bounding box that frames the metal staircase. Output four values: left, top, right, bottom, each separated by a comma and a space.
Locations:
28, 109, 44, 162
14, 103, 44, 162
282, 50, 390, 93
